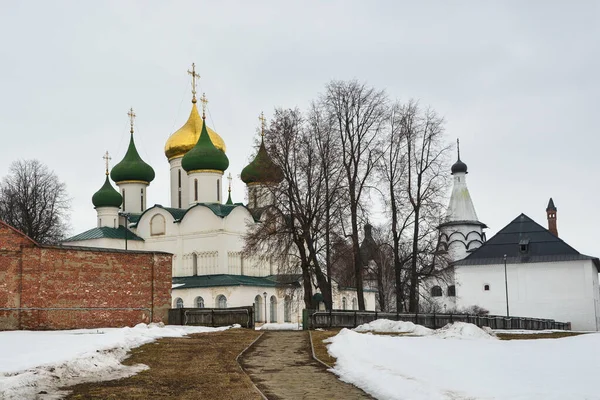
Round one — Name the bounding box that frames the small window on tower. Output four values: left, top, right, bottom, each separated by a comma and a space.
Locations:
484, 284, 490, 291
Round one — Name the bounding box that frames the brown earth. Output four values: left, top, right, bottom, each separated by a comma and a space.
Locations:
64, 329, 263, 400
240, 331, 373, 400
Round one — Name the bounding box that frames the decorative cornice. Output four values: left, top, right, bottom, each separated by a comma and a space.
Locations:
187, 169, 224, 175
114, 180, 150, 185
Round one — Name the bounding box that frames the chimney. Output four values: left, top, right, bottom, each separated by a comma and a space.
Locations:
546, 198, 558, 236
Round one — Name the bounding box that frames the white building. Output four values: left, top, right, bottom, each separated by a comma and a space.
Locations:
423, 144, 600, 331
64, 76, 375, 324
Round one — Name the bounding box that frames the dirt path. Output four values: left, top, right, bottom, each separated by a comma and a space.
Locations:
240, 331, 373, 400
65, 329, 262, 400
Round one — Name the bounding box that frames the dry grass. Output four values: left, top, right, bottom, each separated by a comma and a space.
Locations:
496, 331, 586, 340
64, 329, 262, 400
310, 329, 340, 368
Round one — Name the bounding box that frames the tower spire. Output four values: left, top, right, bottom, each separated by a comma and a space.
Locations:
546, 198, 558, 236
259, 111, 266, 138
200, 92, 208, 119
187, 63, 200, 104
457, 138, 461, 160
226, 172, 233, 205
103, 151, 111, 176
127, 108, 136, 134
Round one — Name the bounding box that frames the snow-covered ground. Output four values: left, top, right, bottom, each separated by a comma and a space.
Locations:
256, 323, 302, 331
327, 322, 600, 400
0, 323, 235, 399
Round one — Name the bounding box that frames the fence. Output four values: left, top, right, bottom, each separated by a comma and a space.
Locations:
304, 310, 571, 331
169, 306, 254, 329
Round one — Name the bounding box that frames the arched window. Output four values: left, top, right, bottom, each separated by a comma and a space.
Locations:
448, 285, 456, 297
254, 295, 263, 322
195, 296, 204, 308
217, 294, 227, 308
194, 179, 198, 202
122, 190, 126, 212
192, 253, 198, 276
342, 297, 347, 310
140, 188, 144, 212
431, 286, 443, 297
284, 296, 292, 323
150, 214, 166, 236
217, 179, 220, 202
174, 298, 184, 308
484, 284, 490, 291
270, 296, 277, 323
352, 298, 357, 310
178, 170, 182, 208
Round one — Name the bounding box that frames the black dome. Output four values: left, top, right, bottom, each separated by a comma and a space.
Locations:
451, 159, 468, 174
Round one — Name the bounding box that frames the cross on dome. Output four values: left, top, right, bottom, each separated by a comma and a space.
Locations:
227, 172, 232, 193
103, 151, 111, 176
259, 111, 266, 138
200, 92, 208, 119
187, 63, 200, 103
127, 108, 136, 134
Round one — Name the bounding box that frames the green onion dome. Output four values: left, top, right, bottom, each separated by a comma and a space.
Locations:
110, 134, 155, 183
181, 116, 229, 172
92, 175, 123, 208
241, 140, 283, 184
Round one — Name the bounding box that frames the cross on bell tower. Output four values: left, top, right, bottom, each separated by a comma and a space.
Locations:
127, 108, 136, 134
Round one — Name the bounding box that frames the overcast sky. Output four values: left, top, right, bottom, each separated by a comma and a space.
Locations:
0, 1, 598, 255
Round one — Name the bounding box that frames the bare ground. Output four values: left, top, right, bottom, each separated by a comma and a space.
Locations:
64, 329, 263, 400
240, 331, 373, 400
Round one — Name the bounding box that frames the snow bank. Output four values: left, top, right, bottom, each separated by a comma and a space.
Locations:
327, 327, 600, 399
433, 321, 496, 340
0, 323, 233, 399
354, 319, 433, 336
257, 323, 302, 331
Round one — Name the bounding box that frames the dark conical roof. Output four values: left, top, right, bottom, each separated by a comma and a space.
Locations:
92, 175, 123, 208
111, 134, 155, 183
546, 198, 557, 212
451, 158, 468, 174
181, 116, 229, 172
241, 140, 283, 184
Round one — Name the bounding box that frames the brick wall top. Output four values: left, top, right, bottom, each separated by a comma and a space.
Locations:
0, 220, 38, 251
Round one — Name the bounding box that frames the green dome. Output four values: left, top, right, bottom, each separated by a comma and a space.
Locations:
181, 117, 229, 172
92, 175, 123, 208
241, 140, 283, 184
111, 134, 155, 183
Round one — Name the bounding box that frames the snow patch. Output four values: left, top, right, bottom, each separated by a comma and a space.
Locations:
0, 323, 233, 399
326, 325, 599, 399
354, 319, 433, 336
433, 322, 497, 340
257, 323, 302, 331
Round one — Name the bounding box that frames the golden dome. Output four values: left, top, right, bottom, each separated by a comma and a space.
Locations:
164, 102, 226, 160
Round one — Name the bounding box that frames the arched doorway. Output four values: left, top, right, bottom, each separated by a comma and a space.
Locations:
270, 296, 277, 323
254, 295, 263, 322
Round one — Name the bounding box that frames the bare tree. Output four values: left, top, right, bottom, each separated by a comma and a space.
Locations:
403, 103, 450, 312
0, 159, 71, 243
321, 80, 387, 310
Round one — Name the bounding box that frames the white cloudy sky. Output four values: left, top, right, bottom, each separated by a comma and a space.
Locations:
0, 1, 598, 255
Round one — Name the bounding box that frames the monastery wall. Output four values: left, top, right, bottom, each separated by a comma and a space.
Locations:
0, 221, 172, 330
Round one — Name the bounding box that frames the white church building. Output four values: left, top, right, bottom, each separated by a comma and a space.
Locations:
64, 68, 374, 324
424, 144, 600, 331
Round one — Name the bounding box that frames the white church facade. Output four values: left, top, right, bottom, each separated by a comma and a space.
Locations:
64, 68, 375, 324
423, 144, 600, 331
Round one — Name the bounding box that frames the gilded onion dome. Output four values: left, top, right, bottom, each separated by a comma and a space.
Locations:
241, 139, 283, 184
110, 133, 156, 183
164, 102, 226, 160
92, 175, 123, 208
181, 113, 230, 172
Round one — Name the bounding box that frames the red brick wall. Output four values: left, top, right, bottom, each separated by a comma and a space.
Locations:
0, 221, 172, 330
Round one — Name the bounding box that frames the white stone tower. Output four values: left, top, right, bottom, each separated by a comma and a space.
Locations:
438, 140, 486, 262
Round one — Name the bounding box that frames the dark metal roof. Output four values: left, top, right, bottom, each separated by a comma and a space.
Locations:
63, 226, 144, 242
131, 203, 257, 227
172, 274, 298, 290
546, 198, 557, 212
454, 213, 600, 271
